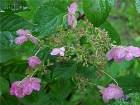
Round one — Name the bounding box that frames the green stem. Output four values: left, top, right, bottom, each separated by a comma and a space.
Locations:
100, 70, 118, 86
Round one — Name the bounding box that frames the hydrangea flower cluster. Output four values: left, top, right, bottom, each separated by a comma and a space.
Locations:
50, 47, 65, 56
107, 46, 140, 62
100, 84, 124, 103
67, 2, 77, 28
10, 77, 41, 98
15, 29, 38, 45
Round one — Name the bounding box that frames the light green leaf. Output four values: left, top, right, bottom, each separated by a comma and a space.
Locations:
135, 0, 140, 13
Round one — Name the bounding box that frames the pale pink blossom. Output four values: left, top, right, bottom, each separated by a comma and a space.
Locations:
50, 47, 65, 56
15, 35, 28, 45
10, 81, 25, 98
106, 46, 126, 62
28, 56, 41, 69
10, 77, 41, 98
101, 84, 124, 103
16, 29, 30, 36
67, 2, 77, 28
67, 14, 77, 28
22, 77, 41, 95
15, 29, 38, 45
125, 46, 140, 61
68, 2, 77, 14
106, 46, 140, 62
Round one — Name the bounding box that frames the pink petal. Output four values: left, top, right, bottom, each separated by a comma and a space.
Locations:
15, 36, 28, 45
50, 48, 60, 56
68, 2, 77, 14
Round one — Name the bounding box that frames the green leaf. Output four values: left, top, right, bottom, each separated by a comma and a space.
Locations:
34, 0, 70, 37
135, 0, 140, 13
0, 94, 19, 105
0, 76, 9, 95
0, 31, 18, 63
20, 92, 40, 105
83, 0, 112, 27
0, 12, 33, 31
0, 0, 28, 12
116, 75, 140, 93
100, 21, 121, 44
52, 62, 77, 80
18, 0, 49, 20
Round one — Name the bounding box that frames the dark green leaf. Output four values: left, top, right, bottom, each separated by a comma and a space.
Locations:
0, 76, 9, 95
83, 0, 112, 26
116, 75, 140, 93
0, 31, 17, 63
34, 0, 70, 37
0, 94, 19, 105
0, 12, 33, 31
100, 21, 121, 44
53, 63, 77, 80
0, 0, 28, 12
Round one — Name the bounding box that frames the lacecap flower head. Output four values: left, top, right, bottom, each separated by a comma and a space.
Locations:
50, 47, 65, 56
100, 84, 124, 103
10, 77, 41, 98
106, 46, 140, 62
28, 56, 41, 69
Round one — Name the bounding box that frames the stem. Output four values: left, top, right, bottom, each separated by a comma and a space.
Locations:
30, 69, 38, 77
34, 47, 41, 56
100, 70, 118, 86
17, 69, 38, 85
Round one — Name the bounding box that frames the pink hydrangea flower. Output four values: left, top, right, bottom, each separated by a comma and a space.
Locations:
67, 14, 77, 28
67, 2, 77, 28
106, 46, 140, 62
10, 77, 41, 98
68, 2, 77, 14
16, 29, 31, 36
106, 46, 126, 62
10, 81, 25, 98
50, 47, 65, 56
125, 46, 140, 61
15, 35, 28, 45
28, 56, 41, 69
101, 84, 124, 103
22, 77, 41, 95
15, 29, 38, 45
